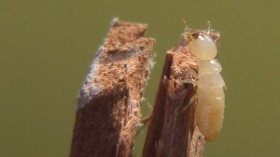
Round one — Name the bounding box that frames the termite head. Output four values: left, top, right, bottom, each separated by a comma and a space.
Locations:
183, 20, 218, 61
189, 32, 217, 61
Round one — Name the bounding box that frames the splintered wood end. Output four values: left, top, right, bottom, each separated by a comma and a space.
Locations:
70, 19, 155, 157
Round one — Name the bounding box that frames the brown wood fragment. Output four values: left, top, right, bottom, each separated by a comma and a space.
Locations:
70, 19, 155, 157
142, 32, 220, 157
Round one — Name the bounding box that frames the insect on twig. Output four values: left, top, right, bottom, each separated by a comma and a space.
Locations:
184, 22, 225, 141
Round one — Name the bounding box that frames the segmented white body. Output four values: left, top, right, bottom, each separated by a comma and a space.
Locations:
189, 31, 225, 141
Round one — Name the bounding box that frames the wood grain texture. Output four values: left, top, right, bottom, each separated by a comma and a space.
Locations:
70, 19, 155, 157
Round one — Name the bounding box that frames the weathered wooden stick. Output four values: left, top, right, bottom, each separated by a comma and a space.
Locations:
70, 19, 155, 157
142, 36, 210, 157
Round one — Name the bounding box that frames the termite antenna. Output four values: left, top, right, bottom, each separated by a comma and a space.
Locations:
182, 18, 191, 40
207, 20, 212, 34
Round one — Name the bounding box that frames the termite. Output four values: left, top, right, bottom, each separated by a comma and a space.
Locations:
184, 21, 225, 141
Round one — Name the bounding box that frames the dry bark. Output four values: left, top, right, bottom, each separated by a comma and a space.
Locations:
142, 32, 220, 157
69, 19, 155, 157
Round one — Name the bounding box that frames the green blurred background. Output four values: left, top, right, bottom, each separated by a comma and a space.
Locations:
1, 0, 280, 156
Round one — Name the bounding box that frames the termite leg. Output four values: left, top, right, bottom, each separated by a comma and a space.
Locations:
136, 115, 152, 135
180, 97, 197, 114
141, 114, 152, 124
182, 68, 198, 86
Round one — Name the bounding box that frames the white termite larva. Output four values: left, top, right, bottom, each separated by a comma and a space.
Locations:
185, 23, 225, 141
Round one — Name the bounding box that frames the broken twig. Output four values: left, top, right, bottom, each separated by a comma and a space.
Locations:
70, 19, 155, 157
